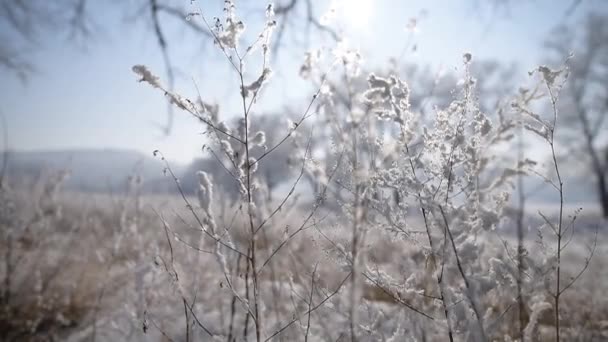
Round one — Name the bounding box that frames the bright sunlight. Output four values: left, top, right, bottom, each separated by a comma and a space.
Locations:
323, 0, 374, 29
341, 0, 373, 27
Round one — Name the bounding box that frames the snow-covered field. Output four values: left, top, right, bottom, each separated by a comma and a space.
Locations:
1, 187, 606, 341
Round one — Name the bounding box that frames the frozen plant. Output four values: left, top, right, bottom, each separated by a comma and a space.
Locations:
131, 2, 600, 341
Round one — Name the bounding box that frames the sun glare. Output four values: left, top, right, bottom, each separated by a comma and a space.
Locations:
322, 0, 373, 29
341, 0, 373, 28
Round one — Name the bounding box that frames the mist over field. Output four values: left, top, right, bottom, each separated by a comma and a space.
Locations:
1, 1, 607, 341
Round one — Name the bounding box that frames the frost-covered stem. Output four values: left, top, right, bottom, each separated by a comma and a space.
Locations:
516, 117, 527, 341
350, 131, 360, 342
236, 24, 276, 337
155, 153, 247, 258
237, 58, 262, 342
255, 132, 312, 236
2, 233, 12, 306
304, 264, 318, 342
440, 63, 471, 205
546, 84, 564, 342
435, 218, 455, 342
252, 87, 323, 166
227, 254, 242, 342
93, 189, 137, 342
157, 213, 214, 337
134, 74, 242, 142
196, 10, 240, 73
256, 147, 344, 277
0, 113, 8, 187
439, 206, 487, 342
265, 271, 352, 341
243, 248, 252, 341
259, 227, 284, 332
404, 144, 454, 342
183, 299, 191, 342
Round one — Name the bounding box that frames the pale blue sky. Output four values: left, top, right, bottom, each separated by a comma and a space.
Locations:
1, 0, 605, 163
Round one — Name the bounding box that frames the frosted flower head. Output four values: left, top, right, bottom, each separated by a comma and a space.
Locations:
248, 158, 258, 173
535, 65, 565, 87
319, 83, 332, 95
247, 4, 277, 55
132, 65, 161, 88
363, 74, 395, 103
199, 100, 220, 122
265, 3, 275, 18
219, 140, 234, 159
299, 50, 321, 79
196, 171, 213, 213
333, 41, 362, 77
237, 118, 248, 140
242, 68, 272, 98
391, 77, 410, 105
196, 171, 213, 189
218, 20, 245, 49
251, 131, 266, 147
405, 18, 418, 33
215, 0, 245, 49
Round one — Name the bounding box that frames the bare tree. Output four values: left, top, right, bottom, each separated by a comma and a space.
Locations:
0, 0, 94, 80
545, 13, 608, 217
0, 0, 337, 135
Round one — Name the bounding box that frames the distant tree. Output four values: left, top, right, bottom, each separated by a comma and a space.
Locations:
0, 0, 94, 80
0, 0, 339, 78
545, 12, 608, 217
182, 155, 240, 202
0, 0, 338, 135
182, 113, 299, 203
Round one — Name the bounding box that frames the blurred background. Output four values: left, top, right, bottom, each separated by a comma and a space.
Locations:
1, 0, 606, 213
